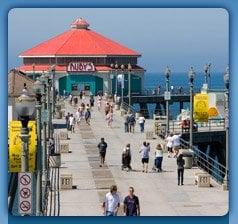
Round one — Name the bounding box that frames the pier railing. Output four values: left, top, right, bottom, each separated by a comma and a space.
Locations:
180, 138, 227, 185
169, 118, 225, 134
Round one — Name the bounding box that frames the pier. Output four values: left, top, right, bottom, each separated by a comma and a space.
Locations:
46, 97, 228, 216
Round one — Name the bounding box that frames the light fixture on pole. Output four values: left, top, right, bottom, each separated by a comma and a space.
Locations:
39, 73, 47, 200
128, 63, 132, 107
33, 78, 44, 215
115, 62, 119, 98
223, 66, 229, 190
120, 64, 125, 106
15, 89, 35, 172
50, 65, 56, 117
204, 63, 211, 88
110, 63, 115, 96
188, 67, 195, 149
165, 66, 171, 135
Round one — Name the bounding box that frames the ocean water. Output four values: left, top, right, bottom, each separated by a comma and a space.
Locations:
137, 72, 225, 118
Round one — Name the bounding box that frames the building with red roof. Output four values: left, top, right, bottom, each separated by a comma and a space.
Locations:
18, 18, 145, 95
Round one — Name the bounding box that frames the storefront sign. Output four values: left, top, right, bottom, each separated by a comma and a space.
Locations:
67, 62, 95, 72
194, 93, 209, 122
8, 121, 37, 172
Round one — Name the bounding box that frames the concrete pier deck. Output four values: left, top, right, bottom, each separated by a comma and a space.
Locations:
56, 98, 228, 216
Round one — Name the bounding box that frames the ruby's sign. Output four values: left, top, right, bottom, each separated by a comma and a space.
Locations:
67, 62, 95, 72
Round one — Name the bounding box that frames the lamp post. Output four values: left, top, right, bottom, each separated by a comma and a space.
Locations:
115, 62, 119, 99
44, 73, 52, 139
15, 89, 35, 172
204, 63, 211, 88
33, 78, 44, 215
165, 66, 171, 135
40, 74, 47, 192
50, 65, 56, 118
223, 66, 229, 190
110, 63, 115, 96
188, 67, 195, 149
128, 63, 132, 107
120, 64, 125, 106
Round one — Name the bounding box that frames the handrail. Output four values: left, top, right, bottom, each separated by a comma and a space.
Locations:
180, 138, 227, 184
120, 102, 137, 114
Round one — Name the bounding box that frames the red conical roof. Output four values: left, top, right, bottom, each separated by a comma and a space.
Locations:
20, 18, 140, 57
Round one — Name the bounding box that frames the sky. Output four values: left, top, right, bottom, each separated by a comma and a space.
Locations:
8, 8, 229, 73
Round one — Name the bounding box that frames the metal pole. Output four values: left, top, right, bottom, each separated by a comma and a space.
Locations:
52, 69, 55, 118
121, 74, 124, 106
20, 126, 29, 172
189, 80, 194, 148
128, 70, 131, 107
166, 75, 170, 135
42, 92, 47, 188
115, 69, 118, 97
36, 102, 42, 215
223, 72, 229, 190
46, 79, 53, 139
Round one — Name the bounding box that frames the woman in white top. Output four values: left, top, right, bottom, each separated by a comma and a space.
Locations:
138, 115, 145, 133
166, 133, 174, 158
154, 144, 163, 172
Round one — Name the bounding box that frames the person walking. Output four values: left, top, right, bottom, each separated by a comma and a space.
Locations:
129, 113, 136, 133
123, 113, 130, 133
85, 108, 91, 125
69, 114, 75, 133
166, 133, 174, 158
102, 185, 120, 216
154, 144, 163, 172
75, 109, 80, 126
105, 102, 110, 116
122, 144, 132, 171
97, 97, 102, 111
98, 138, 108, 167
65, 112, 70, 130
123, 187, 140, 216
79, 90, 83, 100
177, 154, 185, 185
172, 133, 181, 158
139, 141, 150, 173
106, 110, 113, 128
138, 114, 145, 133
90, 96, 95, 107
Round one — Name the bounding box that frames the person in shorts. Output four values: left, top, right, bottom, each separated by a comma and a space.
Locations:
97, 138, 108, 167
166, 133, 174, 158
139, 141, 150, 173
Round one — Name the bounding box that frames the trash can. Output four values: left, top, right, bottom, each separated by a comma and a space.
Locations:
181, 150, 194, 169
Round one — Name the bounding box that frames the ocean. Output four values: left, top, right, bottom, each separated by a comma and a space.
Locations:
138, 72, 225, 118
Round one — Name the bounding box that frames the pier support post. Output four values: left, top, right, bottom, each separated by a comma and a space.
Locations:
155, 103, 162, 116
179, 101, 184, 113
139, 103, 149, 118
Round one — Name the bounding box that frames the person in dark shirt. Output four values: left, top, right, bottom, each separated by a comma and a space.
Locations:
97, 138, 108, 167
123, 187, 140, 216
177, 154, 185, 185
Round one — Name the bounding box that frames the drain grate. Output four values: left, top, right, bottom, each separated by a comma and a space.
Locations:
183, 204, 202, 207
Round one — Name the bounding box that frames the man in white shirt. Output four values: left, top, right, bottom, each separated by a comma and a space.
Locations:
103, 185, 120, 216
172, 133, 181, 158
138, 115, 145, 133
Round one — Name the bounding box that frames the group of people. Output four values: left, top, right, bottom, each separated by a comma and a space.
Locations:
97, 138, 163, 173
65, 97, 93, 132
97, 136, 185, 186
103, 185, 140, 216
123, 113, 146, 133
166, 133, 182, 158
